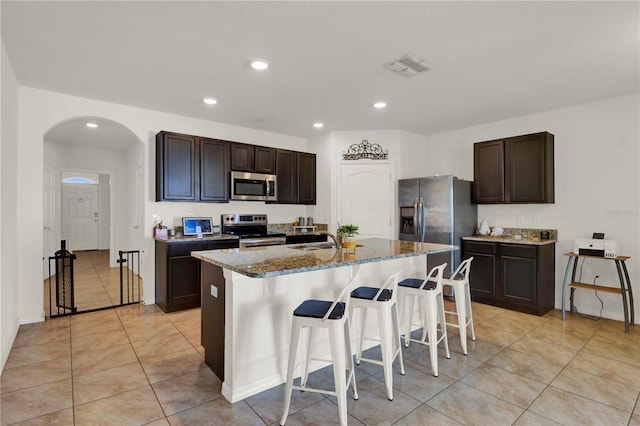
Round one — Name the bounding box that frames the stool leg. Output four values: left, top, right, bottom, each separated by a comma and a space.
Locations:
466, 283, 476, 341
281, 320, 301, 426
329, 324, 348, 426
379, 303, 394, 400
424, 293, 439, 376
404, 294, 415, 348
356, 306, 367, 364
438, 292, 450, 360
343, 319, 358, 401
455, 282, 468, 355
418, 296, 428, 342
391, 302, 405, 376
301, 326, 313, 387
348, 303, 358, 364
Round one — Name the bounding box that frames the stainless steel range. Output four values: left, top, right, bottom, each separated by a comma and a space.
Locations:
221, 214, 286, 248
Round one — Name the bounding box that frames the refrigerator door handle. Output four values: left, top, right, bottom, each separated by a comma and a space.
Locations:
413, 198, 419, 241
418, 197, 425, 242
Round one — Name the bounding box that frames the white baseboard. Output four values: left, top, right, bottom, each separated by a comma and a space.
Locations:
221, 358, 333, 404
1, 316, 20, 372
19, 311, 45, 325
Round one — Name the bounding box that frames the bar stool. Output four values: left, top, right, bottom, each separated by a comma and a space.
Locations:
398, 263, 450, 377
349, 270, 405, 401
280, 277, 360, 426
441, 257, 475, 355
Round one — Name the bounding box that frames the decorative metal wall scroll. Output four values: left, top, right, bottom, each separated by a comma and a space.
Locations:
342, 140, 389, 160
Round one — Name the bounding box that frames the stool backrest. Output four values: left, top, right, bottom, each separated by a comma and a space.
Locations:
322, 272, 363, 321
421, 263, 447, 292
450, 257, 473, 282
372, 270, 402, 302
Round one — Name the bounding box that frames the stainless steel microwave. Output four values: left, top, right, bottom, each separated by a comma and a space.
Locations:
230, 171, 277, 201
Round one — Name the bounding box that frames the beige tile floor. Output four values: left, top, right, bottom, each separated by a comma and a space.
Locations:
44, 250, 143, 315
2, 300, 639, 424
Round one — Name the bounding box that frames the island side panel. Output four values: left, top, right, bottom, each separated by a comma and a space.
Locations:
219, 255, 427, 403
201, 261, 226, 381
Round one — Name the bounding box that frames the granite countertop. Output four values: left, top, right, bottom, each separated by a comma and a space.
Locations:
462, 235, 556, 246
192, 238, 457, 278
154, 234, 239, 243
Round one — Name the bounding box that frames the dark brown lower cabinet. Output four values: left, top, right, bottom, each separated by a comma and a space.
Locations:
462, 240, 555, 315
201, 261, 225, 380
155, 239, 238, 313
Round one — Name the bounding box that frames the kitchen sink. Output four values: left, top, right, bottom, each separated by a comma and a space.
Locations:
289, 243, 336, 251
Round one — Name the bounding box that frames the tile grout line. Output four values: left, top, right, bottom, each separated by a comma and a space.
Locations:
511, 317, 636, 425
115, 306, 171, 424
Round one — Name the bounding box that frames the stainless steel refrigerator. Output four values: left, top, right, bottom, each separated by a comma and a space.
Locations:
398, 175, 477, 289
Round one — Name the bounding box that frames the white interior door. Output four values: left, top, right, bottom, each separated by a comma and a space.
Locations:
62, 183, 99, 251
339, 162, 392, 239
43, 167, 61, 277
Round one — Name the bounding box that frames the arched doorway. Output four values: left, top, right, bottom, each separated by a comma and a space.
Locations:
43, 116, 144, 314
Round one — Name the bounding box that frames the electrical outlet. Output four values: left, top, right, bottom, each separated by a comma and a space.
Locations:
210, 285, 218, 298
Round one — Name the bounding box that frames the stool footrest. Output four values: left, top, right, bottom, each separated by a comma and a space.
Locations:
405, 332, 448, 347
292, 385, 338, 398
357, 348, 402, 368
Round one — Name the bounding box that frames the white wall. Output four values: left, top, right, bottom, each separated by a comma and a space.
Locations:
419, 94, 640, 323
14, 87, 309, 330
126, 142, 144, 252
98, 174, 110, 250
307, 132, 332, 226
1, 40, 20, 370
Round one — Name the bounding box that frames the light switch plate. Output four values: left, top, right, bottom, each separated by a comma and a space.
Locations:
210, 285, 218, 298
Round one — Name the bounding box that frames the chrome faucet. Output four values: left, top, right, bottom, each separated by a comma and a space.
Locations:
318, 231, 341, 249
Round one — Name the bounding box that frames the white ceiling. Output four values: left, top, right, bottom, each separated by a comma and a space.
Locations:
2, 1, 639, 140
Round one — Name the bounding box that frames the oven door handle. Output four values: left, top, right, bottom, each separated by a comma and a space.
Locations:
240, 237, 286, 248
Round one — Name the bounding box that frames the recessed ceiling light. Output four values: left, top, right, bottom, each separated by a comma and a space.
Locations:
86, 122, 98, 128
251, 60, 269, 70
373, 102, 387, 109
313, 122, 324, 128
203, 98, 218, 105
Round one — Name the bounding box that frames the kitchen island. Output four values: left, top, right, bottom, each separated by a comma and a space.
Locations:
192, 238, 456, 403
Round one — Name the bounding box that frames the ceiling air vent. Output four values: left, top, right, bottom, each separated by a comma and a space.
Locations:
385, 54, 431, 77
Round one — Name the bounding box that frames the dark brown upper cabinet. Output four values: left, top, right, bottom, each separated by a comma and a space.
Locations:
157, 131, 315, 204
274, 149, 316, 205
474, 131, 554, 204
230, 143, 276, 174
156, 131, 229, 202
199, 138, 230, 202
156, 132, 198, 201
298, 152, 316, 205
275, 149, 297, 204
